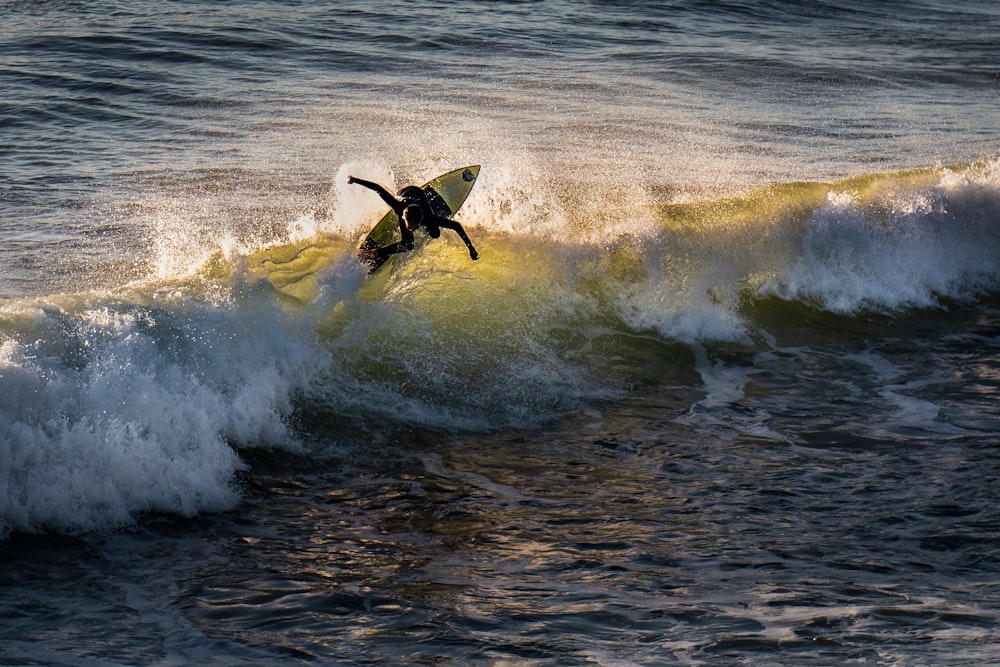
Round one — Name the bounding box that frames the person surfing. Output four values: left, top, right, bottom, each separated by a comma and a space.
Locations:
349, 175, 479, 270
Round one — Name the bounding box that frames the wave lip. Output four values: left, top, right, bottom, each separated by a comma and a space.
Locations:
608, 162, 1000, 344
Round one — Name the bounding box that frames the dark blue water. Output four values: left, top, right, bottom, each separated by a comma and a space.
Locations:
2, 1, 1000, 664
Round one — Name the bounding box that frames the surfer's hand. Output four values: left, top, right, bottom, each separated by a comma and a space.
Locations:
469, 248, 479, 261
347, 176, 356, 184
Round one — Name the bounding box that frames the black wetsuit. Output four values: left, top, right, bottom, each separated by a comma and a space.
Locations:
350, 177, 478, 263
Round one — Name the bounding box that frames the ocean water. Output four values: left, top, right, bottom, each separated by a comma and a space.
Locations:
2, 0, 1000, 664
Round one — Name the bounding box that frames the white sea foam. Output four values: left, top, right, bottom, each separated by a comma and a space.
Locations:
0, 291, 326, 538
768, 165, 1000, 313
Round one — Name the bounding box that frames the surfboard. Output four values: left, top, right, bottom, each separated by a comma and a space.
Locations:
357, 165, 481, 272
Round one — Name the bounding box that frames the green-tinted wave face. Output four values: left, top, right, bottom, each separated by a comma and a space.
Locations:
288, 234, 693, 432
182, 160, 996, 435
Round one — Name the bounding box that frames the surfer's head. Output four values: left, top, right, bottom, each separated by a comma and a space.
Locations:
402, 204, 424, 230
397, 185, 425, 201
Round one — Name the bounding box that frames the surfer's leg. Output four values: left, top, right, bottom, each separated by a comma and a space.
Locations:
380, 242, 410, 256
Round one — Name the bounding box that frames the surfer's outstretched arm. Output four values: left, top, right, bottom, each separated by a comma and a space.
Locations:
349, 176, 415, 252
347, 176, 403, 212
437, 217, 479, 260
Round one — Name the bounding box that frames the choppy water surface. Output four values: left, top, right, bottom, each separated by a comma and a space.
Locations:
2, 1, 1000, 664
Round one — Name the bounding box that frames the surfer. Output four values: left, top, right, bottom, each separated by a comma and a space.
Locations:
348, 175, 479, 262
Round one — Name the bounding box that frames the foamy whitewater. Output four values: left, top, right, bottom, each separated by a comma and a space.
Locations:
2, 1, 1000, 665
